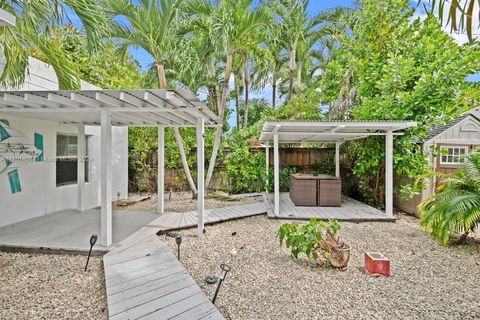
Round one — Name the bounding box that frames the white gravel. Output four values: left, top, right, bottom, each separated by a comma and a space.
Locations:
162, 215, 480, 320
0, 252, 107, 320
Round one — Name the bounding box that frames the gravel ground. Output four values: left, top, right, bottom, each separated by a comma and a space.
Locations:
0, 252, 107, 320
114, 192, 262, 212
162, 215, 480, 320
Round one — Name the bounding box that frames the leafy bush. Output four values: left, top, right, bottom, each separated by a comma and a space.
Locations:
224, 126, 267, 193
420, 152, 480, 245
278, 218, 348, 269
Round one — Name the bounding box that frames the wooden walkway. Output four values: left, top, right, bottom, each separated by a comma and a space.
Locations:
104, 202, 267, 320
264, 193, 395, 222
152, 202, 268, 233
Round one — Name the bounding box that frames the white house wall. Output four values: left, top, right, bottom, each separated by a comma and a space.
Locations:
0, 56, 128, 227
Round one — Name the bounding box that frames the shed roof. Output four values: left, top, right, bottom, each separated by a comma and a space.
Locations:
259, 120, 416, 143
0, 89, 220, 127
425, 112, 480, 142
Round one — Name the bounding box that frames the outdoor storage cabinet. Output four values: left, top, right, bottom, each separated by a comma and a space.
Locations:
290, 175, 317, 206
318, 179, 342, 207
289, 174, 342, 207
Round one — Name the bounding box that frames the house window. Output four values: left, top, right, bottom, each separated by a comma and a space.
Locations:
56, 134, 90, 186
56, 134, 78, 186
440, 146, 468, 164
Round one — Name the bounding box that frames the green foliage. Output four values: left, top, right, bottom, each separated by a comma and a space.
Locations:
320, 0, 480, 206
280, 165, 297, 192
420, 152, 480, 245
45, 25, 143, 89
237, 98, 272, 127
272, 88, 325, 120
278, 218, 341, 260
223, 126, 267, 193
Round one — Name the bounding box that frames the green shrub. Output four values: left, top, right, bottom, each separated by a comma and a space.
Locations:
420, 152, 480, 245
278, 218, 341, 260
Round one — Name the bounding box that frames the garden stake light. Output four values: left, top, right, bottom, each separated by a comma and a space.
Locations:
175, 236, 182, 261
212, 263, 231, 304
84, 234, 97, 272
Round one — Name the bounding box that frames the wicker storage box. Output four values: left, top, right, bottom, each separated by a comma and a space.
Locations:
318, 179, 342, 207
290, 175, 317, 206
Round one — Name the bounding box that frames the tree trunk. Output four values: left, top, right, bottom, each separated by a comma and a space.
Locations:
205, 54, 233, 189
243, 55, 249, 128
157, 64, 197, 196
235, 85, 240, 131
288, 48, 296, 101
297, 61, 302, 91
272, 71, 277, 109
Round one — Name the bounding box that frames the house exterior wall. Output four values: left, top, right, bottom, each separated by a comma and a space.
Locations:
394, 115, 480, 217
0, 57, 128, 227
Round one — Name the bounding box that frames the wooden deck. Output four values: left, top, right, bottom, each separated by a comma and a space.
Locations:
104, 202, 267, 320
265, 192, 395, 222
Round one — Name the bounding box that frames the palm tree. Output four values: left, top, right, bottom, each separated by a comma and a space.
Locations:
423, 0, 478, 43
106, 0, 201, 196
274, 0, 349, 100
0, 0, 104, 89
188, 0, 269, 188
420, 152, 480, 245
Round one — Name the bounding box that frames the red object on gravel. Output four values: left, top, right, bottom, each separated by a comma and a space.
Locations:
364, 252, 391, 277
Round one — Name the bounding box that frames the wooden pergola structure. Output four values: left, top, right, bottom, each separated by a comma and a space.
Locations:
259, 120, 417, 217
0, 89, 220, 246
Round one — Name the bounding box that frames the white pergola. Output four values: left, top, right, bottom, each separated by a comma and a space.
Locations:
0, 9, 16, 27
0, 89, 220, 247
259, 120, 417, 217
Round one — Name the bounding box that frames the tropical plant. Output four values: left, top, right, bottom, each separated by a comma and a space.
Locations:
188, 0, 270, 189
278, 218, 349, 269
274, 0, 350, 100
0, 0, 105, 89
422, 0, 478, 43
420, 152, 480, 245
105, 0, 201, 196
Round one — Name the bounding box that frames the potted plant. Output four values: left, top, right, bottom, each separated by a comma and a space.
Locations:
278, 218, 350, 270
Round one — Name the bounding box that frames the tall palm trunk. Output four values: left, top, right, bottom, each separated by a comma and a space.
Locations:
156, 64, 198, 196
288, 47, 296, 100
242, 54, 249, 128
272, 71, 277, 109
297, 61, 302, 91
205, 54, 233, 189
235, 83, 240, 131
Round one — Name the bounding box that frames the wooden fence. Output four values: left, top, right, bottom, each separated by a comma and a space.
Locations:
128, 147, 336, 192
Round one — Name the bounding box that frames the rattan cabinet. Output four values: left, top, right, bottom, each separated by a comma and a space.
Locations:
289, 174, 342, 207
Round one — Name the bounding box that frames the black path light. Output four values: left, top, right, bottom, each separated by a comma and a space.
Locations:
175, 235, 182, 261
212, 263, 231, 304
84, 234, 98, 272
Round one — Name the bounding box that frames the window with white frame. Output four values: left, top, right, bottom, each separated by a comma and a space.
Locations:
440, 146, 468, 164
56, 134, 90, 186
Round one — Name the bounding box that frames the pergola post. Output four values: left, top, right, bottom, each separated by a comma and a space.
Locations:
265, 141, 269, 192
157, 126, 165, 214
196, 117, 205, 237
274, 133, 279, 216
385, 130, 393, 217
77, 125, 86, 212
335, 142, 341, 178
100, 110, 112, 247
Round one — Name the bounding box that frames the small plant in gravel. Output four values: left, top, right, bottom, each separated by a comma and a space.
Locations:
278, 218, 350, 270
